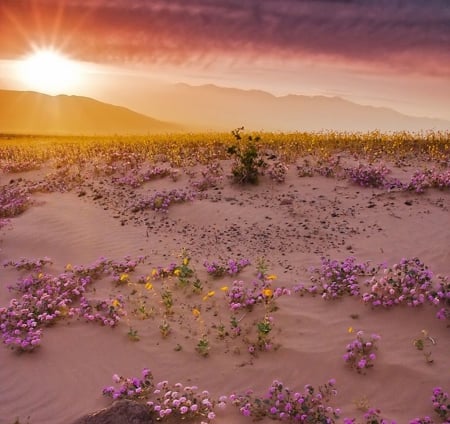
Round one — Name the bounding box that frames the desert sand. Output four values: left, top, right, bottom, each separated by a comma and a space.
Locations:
0, 155, 449, 424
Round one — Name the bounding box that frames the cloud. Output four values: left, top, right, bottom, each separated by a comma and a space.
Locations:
1, 0, 449, 76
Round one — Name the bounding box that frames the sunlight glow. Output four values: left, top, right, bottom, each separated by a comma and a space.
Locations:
17, 49, 82, 94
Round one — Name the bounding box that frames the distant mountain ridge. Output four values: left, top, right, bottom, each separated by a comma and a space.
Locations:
0, 90, 182, 135
1, 86, 449, 135
134, 83, 450, 132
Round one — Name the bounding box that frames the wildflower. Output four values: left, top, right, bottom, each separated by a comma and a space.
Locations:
266, 274, 277, 280
202, 291, 215, 301
348, 326, 354, 333
112, 299, 120, 308
65, 263, 73, 271
119, 273, 129, 283
263, 288, 273, 298
192, 308, 201, 318
220, 286, 229, 291
151, 269, 158, 277
145, 282, 153, 290
183, 257, 189, 266
173, 269, 181, 277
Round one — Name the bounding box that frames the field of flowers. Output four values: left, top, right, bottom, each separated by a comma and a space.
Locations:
0, 130, 449, 423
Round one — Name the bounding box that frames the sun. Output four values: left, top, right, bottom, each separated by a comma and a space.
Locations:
17, 49, 82, 94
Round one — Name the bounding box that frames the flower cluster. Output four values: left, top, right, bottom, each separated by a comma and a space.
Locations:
409, 418, 434, 424
203, 258, 251, 278
0, 185, 31, 218
231, 379, 339, 422
225, 279, 289, 312
362, 258, 434, 308
343, 331, 380, 373
405, 169, 450, 193
0, 256, 134, 351
0, 271, 91, 350
26, 165, 85, 193
345, 163, 392, 188
149, 381, 224, 421
428, 277, 450, 321
113, 166, 173, 188
296, 257, 376, 299
102, 367, 154, 401
1, 159, 42, 173
190, 162, 224, 191
137, 189, 195, 212
344, 408, 396, 424
74, 296, 126, 327
431, 387, 449, 422
3, 256, 53, 272
296, 156, 342, 178
103, 368, 225, 422
267, 160, 288, 183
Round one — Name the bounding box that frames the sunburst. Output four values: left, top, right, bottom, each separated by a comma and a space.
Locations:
16, 49, 82, 94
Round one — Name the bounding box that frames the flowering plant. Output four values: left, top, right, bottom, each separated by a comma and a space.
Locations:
362, 258, 433, 308
136, 189, 195, 213
345, 163, 392, 188
431, 387, 449, 422
344, 408, 396, 424
103, 368, 226, 422
203, 258, 250, 278
225, 279, 289, 312
427, 277, 450, 321
230, 379, 339, 422
296, 257, 376, 299
0, 185, 31, 218
267, 160, 288, 183
343, 331, 380, 373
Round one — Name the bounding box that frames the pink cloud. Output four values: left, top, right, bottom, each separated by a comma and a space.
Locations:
1, 0, 449, 76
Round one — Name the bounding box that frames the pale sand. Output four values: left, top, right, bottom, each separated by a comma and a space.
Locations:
0, 159, 449, 423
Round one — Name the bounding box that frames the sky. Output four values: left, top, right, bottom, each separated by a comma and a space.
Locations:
0, 0, 449, 120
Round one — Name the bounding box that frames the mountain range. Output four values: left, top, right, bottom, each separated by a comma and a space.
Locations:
1, 85, 449, 135
0, 89, 181, 135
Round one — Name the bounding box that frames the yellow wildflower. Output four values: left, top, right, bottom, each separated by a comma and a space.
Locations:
192, 308, 201, 318
65, 263, 73, 271
119, 273, 129, 283
173, 269, 181, 277
112, 299, 120, 308
262, 288, 273, 298
151, 269, 158, 277
145, 282, 153, 291
348, 326, 354, 333
202, 291, 216, 301
183, 257, 189, 266
37, 273, 44, 279
266, 274, 277, 281
220, 286, 229, 292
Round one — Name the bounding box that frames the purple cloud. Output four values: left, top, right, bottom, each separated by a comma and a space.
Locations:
1, 0, 449, 75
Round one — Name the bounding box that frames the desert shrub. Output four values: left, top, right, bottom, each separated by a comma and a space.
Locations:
227, 127, 266, 184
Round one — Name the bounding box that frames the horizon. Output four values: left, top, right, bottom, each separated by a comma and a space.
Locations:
0, 1, 449, 126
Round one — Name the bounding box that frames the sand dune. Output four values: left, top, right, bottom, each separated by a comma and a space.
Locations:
0, 158, 449, 424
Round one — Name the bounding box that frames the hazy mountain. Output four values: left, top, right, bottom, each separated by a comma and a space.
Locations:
132, 83, 450, 132
0, 90, 182, 135
1, 86, 449, 135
